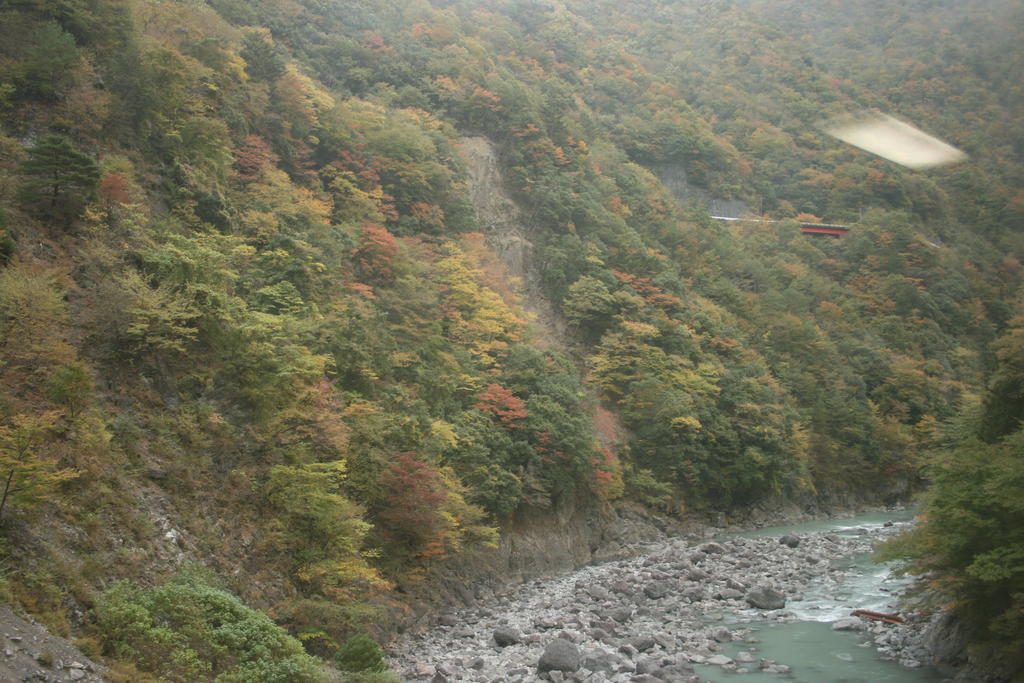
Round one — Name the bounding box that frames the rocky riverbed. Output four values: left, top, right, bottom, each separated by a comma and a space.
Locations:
389, 520, 934, 682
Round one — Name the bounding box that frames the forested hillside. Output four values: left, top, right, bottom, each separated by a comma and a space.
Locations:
0, 0, 1020, 678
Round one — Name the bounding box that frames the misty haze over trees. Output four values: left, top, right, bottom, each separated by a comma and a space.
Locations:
0, 0, 1021, 679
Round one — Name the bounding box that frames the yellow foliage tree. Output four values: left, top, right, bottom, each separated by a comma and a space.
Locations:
0, 412, 78, 521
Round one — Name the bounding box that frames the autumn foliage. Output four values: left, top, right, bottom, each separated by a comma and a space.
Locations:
474, 383, 528, 429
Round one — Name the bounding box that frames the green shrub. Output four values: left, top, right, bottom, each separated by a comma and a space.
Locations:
95, 573, 324, 682
335, 634, 386, 673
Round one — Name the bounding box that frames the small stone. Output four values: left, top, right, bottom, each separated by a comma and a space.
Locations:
643, 582, 670, 600
69, 671, 87, 681
494, 626, 521, 647
538, 638, 581, 673
413, 663, 436, 678
630, 636, 656, 652
610, 607, 632, 623
707, 654, 734, 666
687, 568, 710, 581
437, 614, 459, 627
535, 617, 564, 630
779, 534, 801, 548
712, 627, 732, 643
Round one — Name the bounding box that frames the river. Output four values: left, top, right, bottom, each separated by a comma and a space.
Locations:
390, 510, 942, 682
689, 510, 942, 682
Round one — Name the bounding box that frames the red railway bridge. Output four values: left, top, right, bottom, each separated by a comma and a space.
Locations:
710, 216, 851, 237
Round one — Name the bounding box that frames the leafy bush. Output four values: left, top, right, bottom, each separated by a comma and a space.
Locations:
335, 634, 386, 673
95, 573, 324, 682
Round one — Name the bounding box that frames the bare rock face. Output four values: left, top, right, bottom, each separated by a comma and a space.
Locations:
0, 606, 105, 683
459, 136, 570, 347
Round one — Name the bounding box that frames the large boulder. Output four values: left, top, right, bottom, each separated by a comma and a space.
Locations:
745, 585, 786, 610
538, 639, 581, 673
832, 617, 865, 631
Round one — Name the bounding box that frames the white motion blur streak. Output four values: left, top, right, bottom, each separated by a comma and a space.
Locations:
822, 112, 967, 169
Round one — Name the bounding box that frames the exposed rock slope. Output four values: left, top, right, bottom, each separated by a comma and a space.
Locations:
0, 607, 104, 683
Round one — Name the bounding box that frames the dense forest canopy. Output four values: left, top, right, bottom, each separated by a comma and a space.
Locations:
0, 0, 1020, 678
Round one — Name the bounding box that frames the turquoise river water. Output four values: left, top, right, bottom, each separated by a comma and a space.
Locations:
691, 510, 945, 683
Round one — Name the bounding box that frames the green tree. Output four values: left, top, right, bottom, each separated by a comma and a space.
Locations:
0, 412, 77, 521
17, 134, 99, 225
18, 21, 81, 102
264, 462, 388, 601
881, 311, 1024, 679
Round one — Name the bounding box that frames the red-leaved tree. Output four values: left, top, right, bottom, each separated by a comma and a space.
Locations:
474, 383, 528, 429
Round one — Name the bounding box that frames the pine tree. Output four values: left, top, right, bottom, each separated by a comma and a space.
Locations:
17, 134, 99, 226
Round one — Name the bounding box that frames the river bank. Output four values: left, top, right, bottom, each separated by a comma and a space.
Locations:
388, 512, 941, 682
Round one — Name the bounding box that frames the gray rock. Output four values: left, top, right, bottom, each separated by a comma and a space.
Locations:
779, 534, 801, 548
630, 636, 656, 652
682, 586, 706, 602
716, 588, 743, 600
538, 638, 581, 673
494, 626, 521, 647
832, 617, 865, 631
581, 648, 620, 674
687, 568, 709, 581
413, 663, 435, 678
610, 607, 633, 623
652, 664, 697, 681
745, 585, 786, 610
699, 542, 726, 554
535, 617, 564, 630
643, 582, 670, 600
711, 627, 732, 643
634, 657, 660, 675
